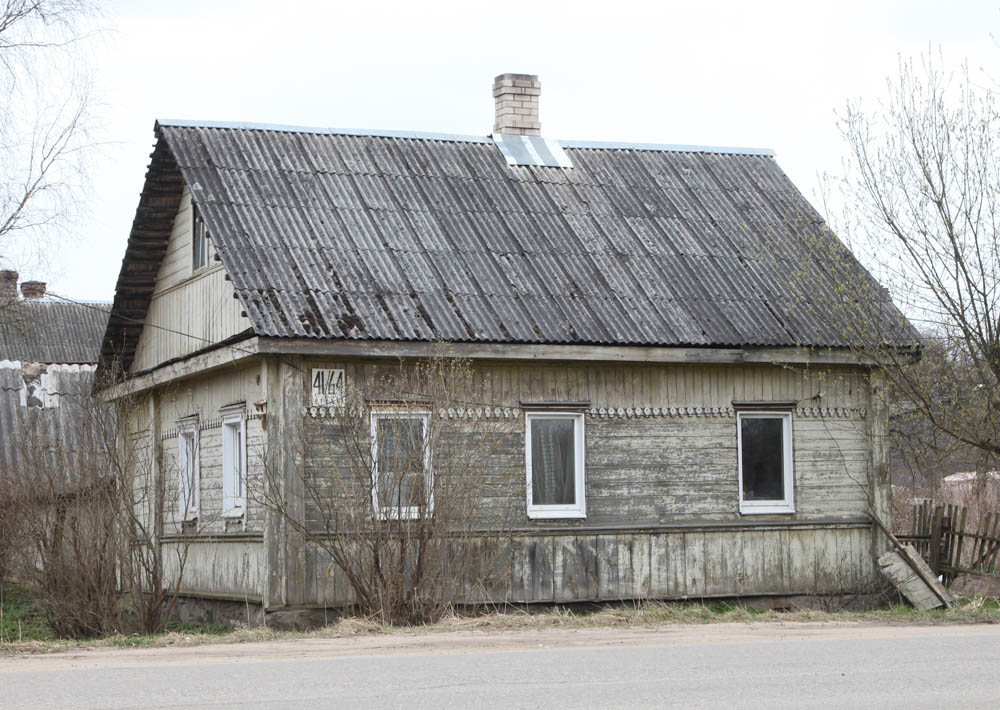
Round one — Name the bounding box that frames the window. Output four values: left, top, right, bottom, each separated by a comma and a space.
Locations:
177, 422, 199, 520
525, 412, 586, 519
192, 211, 208, 271
222, 411, 247, 517
737, 411, 794, 514
370, 410, 431, 519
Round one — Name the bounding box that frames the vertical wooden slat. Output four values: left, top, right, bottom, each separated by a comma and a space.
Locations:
684, 531, 706, 598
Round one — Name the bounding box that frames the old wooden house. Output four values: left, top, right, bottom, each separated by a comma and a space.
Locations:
98, 74, 913, 618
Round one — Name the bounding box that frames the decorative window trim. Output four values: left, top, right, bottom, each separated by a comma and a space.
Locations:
160, 409, 261, 440
221, 409, 247, 519
177, 417, 199, 521
525, 411, 586, 520
737, 409, 795, 515
302, 403, 867, 423
370, 408, 432, 520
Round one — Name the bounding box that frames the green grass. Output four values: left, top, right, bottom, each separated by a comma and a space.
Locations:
3, 592, 1000, 655
0, 584, 55, 643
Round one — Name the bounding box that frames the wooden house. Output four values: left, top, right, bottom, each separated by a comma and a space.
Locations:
98, 74, 914, 619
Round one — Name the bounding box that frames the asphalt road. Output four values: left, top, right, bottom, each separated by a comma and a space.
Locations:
2, 624, 999, 709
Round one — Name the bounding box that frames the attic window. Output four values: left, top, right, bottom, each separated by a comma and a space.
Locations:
192, 210, 208, 271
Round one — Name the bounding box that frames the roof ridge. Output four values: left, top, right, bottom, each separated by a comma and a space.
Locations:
156, 119, 775, 156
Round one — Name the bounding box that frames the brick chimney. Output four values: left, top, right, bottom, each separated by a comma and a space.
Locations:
20, 281, 46, 299
0, 270, 17, 300
493, 73, 541, 136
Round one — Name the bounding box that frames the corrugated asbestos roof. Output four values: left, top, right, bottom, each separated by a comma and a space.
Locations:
0, 300, 110, 364
0, 363, 108, 482
102, 121, 915, 373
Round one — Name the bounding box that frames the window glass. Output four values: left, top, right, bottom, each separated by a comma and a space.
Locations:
375, 416, 426, 510
740, 416, 785, 501
222, 415, 246, 514
178, 428, 198, 518
530, 417, 576, 505
192, 218, 207, 271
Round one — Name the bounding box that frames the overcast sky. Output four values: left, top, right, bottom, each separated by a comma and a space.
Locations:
10, 0, 1000, 301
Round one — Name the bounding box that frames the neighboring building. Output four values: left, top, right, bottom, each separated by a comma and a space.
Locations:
0, 272, 111, 479
99, 74, 915, 616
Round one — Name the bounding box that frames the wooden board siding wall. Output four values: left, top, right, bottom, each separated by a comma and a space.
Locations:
121, 364, 268, 603
132, 188, 248, 372
163, 539, 266, 602
157, 363, 265, 536
291, 358, 880, 605
300, 360, 873, 527
303, 526, 875, 606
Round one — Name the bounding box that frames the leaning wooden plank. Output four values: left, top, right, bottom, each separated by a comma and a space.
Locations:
877, 545, 954, 610
868, 512, 955, 608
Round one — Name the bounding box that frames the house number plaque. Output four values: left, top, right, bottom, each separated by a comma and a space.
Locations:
311, 368, 345, 406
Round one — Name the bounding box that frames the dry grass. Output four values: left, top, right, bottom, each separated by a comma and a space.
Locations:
3, 597, 999, 656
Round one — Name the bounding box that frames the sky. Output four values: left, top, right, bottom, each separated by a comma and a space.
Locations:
6, 0, 1000, 301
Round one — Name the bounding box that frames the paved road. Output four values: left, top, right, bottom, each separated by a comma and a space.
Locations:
2, 624, 999, 709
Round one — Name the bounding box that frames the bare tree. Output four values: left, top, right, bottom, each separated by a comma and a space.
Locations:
0, 1, 97, 271
259, 354, 521, 624
793, 53, 1000, 486
1, 369, 204, 637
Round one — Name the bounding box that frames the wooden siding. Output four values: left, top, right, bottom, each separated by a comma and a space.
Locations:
301, 360, 873, 528
129, 355, 882, 607
132, 187, 248, 372
289, 359, 881, 605
157, 364, 266, 536
165, 539, 266, 601
302, 525, 875, 606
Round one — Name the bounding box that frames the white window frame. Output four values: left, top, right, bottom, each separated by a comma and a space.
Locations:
177, 420, 200, 521
370, 408, 432, 520
525, 411, 586, 519
737, 410, 795, 514
221, 410, 247, 518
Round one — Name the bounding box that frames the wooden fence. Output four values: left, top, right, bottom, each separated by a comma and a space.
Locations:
897, 501, 1000, 586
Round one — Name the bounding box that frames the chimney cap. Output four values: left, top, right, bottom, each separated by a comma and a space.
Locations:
20, 281, 46, 299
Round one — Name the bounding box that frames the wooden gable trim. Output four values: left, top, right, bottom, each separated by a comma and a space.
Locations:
97, 127, 186, 381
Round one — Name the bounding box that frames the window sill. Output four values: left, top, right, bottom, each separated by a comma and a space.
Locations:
527, 508, 587, 520
376, 507, 429, 521
222, 509, 245, 519
740, 504, 795, 515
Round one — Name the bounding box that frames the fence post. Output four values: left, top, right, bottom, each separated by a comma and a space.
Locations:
929, 505, 944, 577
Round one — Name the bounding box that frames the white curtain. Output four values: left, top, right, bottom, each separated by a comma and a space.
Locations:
531, 418, 575, 505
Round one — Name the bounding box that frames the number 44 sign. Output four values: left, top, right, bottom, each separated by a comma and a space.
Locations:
311, 368, 345, 406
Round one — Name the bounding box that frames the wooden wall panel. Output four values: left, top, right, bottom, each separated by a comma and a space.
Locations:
167, 539, 266, 600
133, 188, 249, 371
305, 526, 874, 607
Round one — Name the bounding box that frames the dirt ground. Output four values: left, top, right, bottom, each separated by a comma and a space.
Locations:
4, 622, 999, 672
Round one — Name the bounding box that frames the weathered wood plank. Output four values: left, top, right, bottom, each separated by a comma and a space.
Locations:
683, 531, 706, 598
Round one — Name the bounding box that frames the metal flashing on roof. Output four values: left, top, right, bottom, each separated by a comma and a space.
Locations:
156, 119, 492, 144
493, 133, 574, 168
559, 139, 775, 157
155, 119, 775, 157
